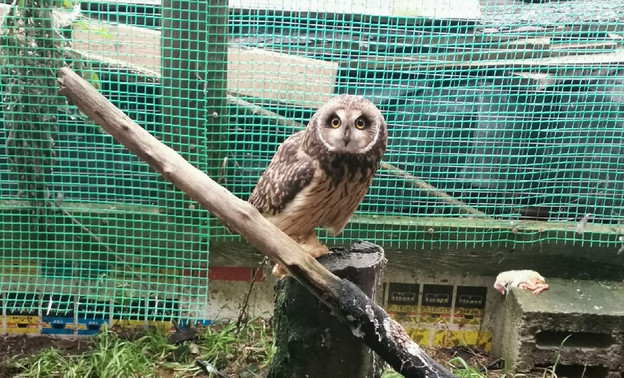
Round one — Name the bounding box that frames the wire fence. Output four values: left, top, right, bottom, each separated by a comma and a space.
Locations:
1, 0, 623, 323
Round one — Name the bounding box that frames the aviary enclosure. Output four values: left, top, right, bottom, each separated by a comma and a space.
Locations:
1, 0, 623, 329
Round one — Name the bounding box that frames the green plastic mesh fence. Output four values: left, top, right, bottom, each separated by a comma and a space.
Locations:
0, 0, 213, 325
1, 0, 624, 322
219, 0, 624, 251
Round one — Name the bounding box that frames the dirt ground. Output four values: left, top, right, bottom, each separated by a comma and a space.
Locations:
0, 335, 91, 378
0, 336, 52, 377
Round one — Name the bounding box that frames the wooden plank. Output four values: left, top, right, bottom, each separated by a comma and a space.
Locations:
71, 18, 337, 108
228, 0, 481, 20
504, 37, 551, 50
345, 48, 624, 72
391, 33, 521, 52
429, 47, 559, 61
228, 46, 337, 107
210, 211, 624, 278
551, 41, 620, 53
391, 0, 481, 20
210, 234, 624, 279
506, 72, 556, 90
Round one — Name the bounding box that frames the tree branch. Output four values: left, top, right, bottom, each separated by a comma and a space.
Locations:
56, 66, 455, 378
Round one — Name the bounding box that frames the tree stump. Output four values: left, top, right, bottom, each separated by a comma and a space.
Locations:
268, 241, 386, 378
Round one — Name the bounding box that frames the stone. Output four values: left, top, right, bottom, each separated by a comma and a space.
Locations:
499, 279, 624, 376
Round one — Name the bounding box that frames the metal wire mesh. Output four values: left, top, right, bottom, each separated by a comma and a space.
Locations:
0, 0, 212, 324
1, 0, 624, 323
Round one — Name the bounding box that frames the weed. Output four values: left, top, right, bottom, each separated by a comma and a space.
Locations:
70, 327, 159, 378
0, 317, 275, 378
448, 357, 487, 378
381, 369, 405, 378
6, 348, 71, 378
536, 334, 573, 378
4, 326, 169, 378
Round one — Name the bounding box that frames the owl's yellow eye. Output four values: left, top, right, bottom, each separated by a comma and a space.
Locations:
330, 117, 341, 128
355, 118, 366, 130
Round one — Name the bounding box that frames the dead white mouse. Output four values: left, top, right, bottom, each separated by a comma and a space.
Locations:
494, 269, 549, 295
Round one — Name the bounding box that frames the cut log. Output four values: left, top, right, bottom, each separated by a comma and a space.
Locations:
268, 242, 386, 378
56, 67, 455, 378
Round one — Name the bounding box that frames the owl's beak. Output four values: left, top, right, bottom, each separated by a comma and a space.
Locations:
343, 129, 351, 146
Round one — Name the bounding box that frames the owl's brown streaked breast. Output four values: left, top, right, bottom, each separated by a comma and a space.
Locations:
266, 168, 373, 237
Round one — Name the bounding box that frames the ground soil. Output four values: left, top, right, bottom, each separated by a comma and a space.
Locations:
0, 335, 91, 378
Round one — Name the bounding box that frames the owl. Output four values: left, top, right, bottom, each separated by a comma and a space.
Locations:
248, 94, 388, 275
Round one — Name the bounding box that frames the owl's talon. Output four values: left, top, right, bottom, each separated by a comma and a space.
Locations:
303, 243, 330, 258
272, 264, 287, 277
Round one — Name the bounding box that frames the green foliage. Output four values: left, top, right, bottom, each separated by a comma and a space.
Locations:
6, 348, 72, 378
0, 0, 104, 206
1, 0, 64, 207
195, 321, 239, 369
381, 369, 405, 378
67, 328, 163, 378
73, 19, 114, 39
4, 326, 168, 378
3, 318, 274, 378
448, 357, 488, 378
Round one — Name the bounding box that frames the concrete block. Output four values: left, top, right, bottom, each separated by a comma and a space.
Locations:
500, 279, 624, 376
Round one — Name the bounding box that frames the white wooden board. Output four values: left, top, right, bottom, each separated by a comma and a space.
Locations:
228, 0, 481, 20
72, 18, 338, 107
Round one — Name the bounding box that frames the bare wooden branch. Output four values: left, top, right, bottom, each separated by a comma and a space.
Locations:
57, 66, 455, 378
380, 162, 489, 218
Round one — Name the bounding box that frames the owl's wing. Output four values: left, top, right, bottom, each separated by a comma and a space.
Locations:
248, 131, 315, 215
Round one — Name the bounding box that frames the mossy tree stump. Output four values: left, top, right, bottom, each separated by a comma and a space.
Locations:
268, 241, 386, 378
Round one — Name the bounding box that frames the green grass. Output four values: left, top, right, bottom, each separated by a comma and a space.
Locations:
3, 324, 573, 378
382, 335, 575, 378
2, 317, 275, 378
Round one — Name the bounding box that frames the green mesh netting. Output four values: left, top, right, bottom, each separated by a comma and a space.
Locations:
1, 0, 624, 321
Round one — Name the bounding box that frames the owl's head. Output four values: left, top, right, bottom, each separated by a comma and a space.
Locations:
309, 94, 386, 154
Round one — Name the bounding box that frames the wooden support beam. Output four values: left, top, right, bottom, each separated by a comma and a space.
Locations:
344, 48, 624, 72
56, 66, 455, 378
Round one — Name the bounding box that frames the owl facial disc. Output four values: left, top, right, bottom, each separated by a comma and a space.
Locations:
321, 108, 378, 154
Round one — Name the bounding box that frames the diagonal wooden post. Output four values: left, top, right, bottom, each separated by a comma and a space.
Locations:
56, 66, 456, 378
